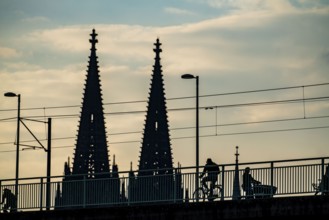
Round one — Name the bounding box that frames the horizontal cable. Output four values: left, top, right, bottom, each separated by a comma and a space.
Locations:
1, 115, 328, 146
1, 95, 328, 122
0, 125, 328, 153
1, 82, 328, 112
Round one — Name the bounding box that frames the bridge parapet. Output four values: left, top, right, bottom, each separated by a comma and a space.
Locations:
0, 156, 328, 212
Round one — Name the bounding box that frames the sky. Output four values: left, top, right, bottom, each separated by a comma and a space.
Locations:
1, 0, 329, 180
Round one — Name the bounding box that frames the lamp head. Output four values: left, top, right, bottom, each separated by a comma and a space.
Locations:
4, 92, 18, 97
181, 74, 195, 79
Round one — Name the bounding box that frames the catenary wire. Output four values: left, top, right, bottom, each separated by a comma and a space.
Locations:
1, 95, 328, 122
1, 115, 328, 146
0, 125, 328, 153
1, 82, 328, 112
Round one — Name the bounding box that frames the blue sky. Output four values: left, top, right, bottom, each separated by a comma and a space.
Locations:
1, 0, 329, 179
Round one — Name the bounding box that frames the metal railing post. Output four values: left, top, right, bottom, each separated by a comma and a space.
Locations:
270, 162, 274, 197
320, 158, 325, 193
0, 180, 2, 211
221, 165, 225, 201
40, 178, 43, 211
127, 178, 130, 206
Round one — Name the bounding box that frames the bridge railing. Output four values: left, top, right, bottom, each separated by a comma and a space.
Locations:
0, 156, 328, 212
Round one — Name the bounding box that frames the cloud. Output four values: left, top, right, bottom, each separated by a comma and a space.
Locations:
24, 27, 91, 53
206, 0, 303, 13
10, 4, 329, 104
2, 61, 40, 70
1, 3, 329, 177
164, 7, 195, 15
0, 46, 21, 58
8, 4, 329, 98
21, 16, 50, 23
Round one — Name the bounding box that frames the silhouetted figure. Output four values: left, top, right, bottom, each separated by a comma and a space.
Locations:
316, 164, 329, 195
200, 158, 220, 196
242, 167, 260, 199
1, 188, 17, 213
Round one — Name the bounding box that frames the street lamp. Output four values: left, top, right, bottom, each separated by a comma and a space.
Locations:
181, 73, 199, 192
4, 93, 52, 210
4, 92, 21, 204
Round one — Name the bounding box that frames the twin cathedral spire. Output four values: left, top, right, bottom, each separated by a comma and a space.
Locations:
66, 29, 174, 177
56, 29, 182, 208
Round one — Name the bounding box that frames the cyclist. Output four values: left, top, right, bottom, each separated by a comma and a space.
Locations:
242, 167, 261, 199
199, 158, 220, 196
315, 164, 329, 195
0, 188, 17, 213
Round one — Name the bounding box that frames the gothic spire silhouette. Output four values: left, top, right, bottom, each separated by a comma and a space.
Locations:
138, 38, 173, 176
72, 29, 110, 178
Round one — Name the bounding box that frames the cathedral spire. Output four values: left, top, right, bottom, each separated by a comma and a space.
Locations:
138, 38, 173, 176
72, 29, 110, 178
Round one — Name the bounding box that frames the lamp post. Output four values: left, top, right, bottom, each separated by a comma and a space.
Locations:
181, 74, 199, 193
4, 92, 21, 203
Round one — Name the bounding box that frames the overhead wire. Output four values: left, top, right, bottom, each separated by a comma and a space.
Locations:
0, 115, 328, 153
1, 82, 328, 113
1, 82, 328, 153
1, 125, 328, 153
1, 95, 328, 122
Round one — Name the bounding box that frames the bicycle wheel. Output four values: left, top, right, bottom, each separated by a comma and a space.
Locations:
211, 185, 222, 201
193, 187, 206, 202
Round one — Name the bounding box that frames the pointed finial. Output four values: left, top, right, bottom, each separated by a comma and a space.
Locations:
235, 146, 239, 163
130, 161, 133, 171
153, 38, 162, 54
89, 29, 98, 45
113, 154, 116, 166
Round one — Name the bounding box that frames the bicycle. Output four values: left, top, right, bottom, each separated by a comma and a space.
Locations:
193, 181, 222, 202
312, 179, 329, 196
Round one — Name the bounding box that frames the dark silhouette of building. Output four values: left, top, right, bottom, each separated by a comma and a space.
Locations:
138, 39, 173, 176
72, 29, 110, 177
129, 39, 183, 203
55, 34, 182, 208
55, 29, 120, 208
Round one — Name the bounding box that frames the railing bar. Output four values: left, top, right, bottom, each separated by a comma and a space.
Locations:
1, 157, 328, 211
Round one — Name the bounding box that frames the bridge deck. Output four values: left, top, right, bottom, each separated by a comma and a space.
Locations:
1, 195, 329, 220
